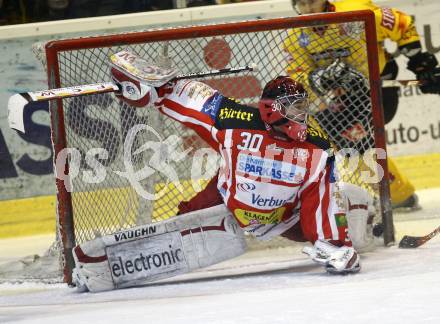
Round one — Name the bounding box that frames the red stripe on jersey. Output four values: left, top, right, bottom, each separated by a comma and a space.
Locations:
299, 174, 321, 243
223, 130, 235, 207
161, 98, 216, 126
159, 99, 218, 150
320, 168, 333, 239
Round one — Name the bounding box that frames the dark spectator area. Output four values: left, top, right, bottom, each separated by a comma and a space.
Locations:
0, 0, 256, 26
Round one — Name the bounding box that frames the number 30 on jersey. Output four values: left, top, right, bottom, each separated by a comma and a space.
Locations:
237, 132, 263, 152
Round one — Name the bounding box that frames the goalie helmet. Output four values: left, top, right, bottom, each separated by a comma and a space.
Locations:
258, 76, 310, 142
310, 61, 372, 154
309, 60, 370, 112
291, 0, 327, 14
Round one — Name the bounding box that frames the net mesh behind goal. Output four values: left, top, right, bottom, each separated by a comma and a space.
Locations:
35, 12, 391, 284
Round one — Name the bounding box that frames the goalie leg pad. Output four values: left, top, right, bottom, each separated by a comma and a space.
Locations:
340, 182, 376, 253
72, 205, 247, 292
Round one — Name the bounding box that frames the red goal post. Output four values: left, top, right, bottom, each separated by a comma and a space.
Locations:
41, 11, 393, 284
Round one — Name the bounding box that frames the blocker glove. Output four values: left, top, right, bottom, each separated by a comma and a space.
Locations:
407, 52, 440, 94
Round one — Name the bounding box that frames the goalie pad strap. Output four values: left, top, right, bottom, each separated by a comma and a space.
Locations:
340, 183, 375, 253
180, 218, 226, 236
347, 202, 368, 211
74, 246, 107, 263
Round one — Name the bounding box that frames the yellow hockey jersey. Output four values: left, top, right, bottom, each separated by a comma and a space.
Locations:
283, 0, 420, 100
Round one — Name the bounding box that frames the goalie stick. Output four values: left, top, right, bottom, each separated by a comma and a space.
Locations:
8, 63, 258, 133
398, 224, 440, 248
382, 79, 425, 88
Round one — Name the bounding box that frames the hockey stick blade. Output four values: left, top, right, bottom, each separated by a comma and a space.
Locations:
8, 83, 120, 133
8, 64, 257, 133
398, 224, 440, 248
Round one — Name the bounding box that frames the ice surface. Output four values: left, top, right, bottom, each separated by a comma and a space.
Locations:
0, 188, 439, 324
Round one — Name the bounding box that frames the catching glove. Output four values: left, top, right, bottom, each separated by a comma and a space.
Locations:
110, 50, 179, 107
111, 67, 159, 108
407, 52, 440, 94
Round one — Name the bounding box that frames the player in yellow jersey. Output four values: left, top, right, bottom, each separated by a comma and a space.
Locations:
285, 0, 440, 210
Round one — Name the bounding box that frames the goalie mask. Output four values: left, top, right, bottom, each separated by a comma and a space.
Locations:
309, 60, 370, 112
292, 0, 327, 14
258, 76, 310, 142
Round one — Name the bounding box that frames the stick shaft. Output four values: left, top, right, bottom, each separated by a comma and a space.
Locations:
427, 225, 440, 239
382, 79, 421, 87
174, 65, 256, 80
22, 82, 119, 102
16, 65, 256, 102
19, 69, 410, 100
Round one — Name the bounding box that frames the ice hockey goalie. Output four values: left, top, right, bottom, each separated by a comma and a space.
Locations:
71, 51, 379, 292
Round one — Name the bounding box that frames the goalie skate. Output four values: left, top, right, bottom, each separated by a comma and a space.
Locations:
391, 193, 421, 212
303, 240, 360, 274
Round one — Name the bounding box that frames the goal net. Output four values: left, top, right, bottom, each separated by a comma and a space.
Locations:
12, 11, 393, 284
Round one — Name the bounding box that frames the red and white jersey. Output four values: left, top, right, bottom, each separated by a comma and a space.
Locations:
156, 80, 348, 244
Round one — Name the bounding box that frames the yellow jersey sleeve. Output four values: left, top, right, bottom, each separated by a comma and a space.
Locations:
373, 6, 420, 47
333, 0, 420, 46
331, 0, 421, 71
